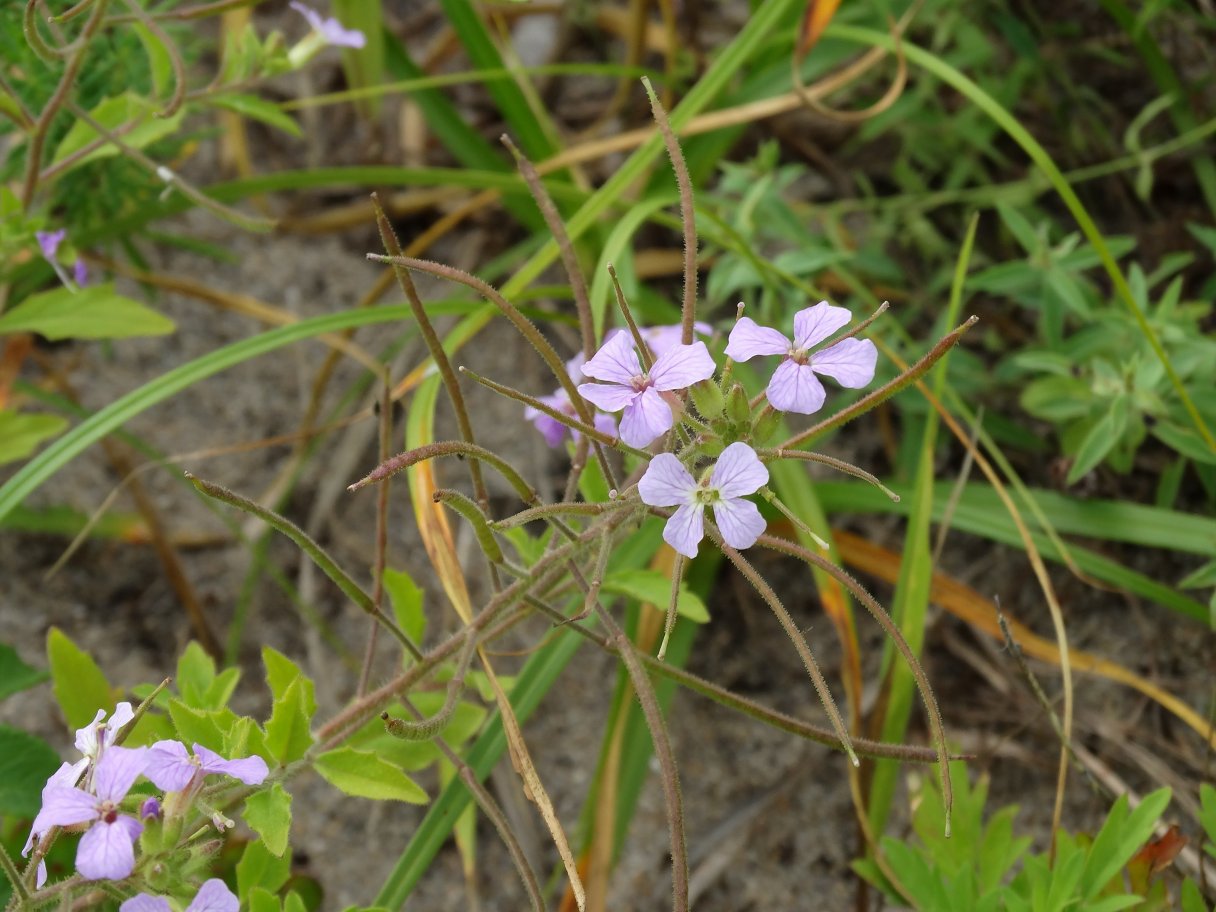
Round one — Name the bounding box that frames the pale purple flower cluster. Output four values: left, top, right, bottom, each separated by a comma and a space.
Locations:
23, 707, 267, 885
121, 879, 238, 912
290, 1, 366, 48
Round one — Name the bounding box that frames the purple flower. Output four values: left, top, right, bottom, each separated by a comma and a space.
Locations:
525, 353, 617, 447
577, 332, 715, 448
640, 322, 713, 358
120, 879, 238, 912
138, 796, 161, 821
73, 258, 89, 287
35, 229, 66, 261
22, 760, 89, 887
144, 741, 269, 793
638, 442, 769, 558
724, 302, 877, 415
76, 702, 135, 762
290, 1, 366, 48
38, 746, 148, 880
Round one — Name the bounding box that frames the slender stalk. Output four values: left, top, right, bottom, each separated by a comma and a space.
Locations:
359, 376, 393, 695
433, 488, 505, 565
349, 440, 538, 506
186, 473, 422, 661
657, 555, 684, 660
607, 263, 654, 370
758, 448, 900, 502
0, 840, 29, 905
641, 76, 697, 345
502, 135, 596, 359
779, 316, 978, 450
758, 532, 953, 835
492, 500, 628, 530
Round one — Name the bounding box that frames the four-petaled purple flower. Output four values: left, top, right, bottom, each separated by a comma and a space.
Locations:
725, 301, 877, 415
638, 442, 769, 558
577, 331, 715, 448
525, 352, 618, 448
144, 741, 269, 793
37, 746, 148, 881
120, 878, 238, 912
290, 1, 366, 48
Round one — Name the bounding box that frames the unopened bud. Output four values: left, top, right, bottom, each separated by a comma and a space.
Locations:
688, 378, 724, 419
725, 383, 750, 425
751, 406, 781, 444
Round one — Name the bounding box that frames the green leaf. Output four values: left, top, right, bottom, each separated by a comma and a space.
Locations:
0, 726, 61, 816
247, 888, 280, 912
237, 840, 291, 897
1067, 397, 1129, 484
0, 641, 48, 700
225, 714, 270, 762
1020, 376, 1094, 422
1082, 788, 1171, 899
283, 892, 307, 912
1180, 879, 1210, 912
601, 570, 709, 622
176, 641, 217, 707
1179, 559, 1216, 590
264, 678, 313, 764
383, 568, 426, 644
244, 782, 293, 856
132, 23, 174, 100
0, 410, 68, 466
205, 667, 241, 711
47, 627, 114, 729
263, 647, 316, 719
0, 284, 175, 340
50, 92, 186, 170
168, 699, 228, 753
208, 93, 302, 138
314, 747, 429, 803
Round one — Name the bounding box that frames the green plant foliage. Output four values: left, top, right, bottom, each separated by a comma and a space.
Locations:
0, 641, 48, 700
313, 747, 429, 804
0, 726, 60, 817
46, 627, 115, 729
0, 284, 175, 340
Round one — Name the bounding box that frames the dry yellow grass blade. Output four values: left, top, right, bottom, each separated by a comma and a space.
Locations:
833, 530, 1216, 750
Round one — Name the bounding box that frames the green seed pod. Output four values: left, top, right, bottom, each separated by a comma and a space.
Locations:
725, 383, 751, 425
688, 378, 725, 419
751, 406, 782, 444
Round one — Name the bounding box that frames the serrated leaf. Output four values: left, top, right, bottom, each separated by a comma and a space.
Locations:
601, 570, 709, 622
0, 284, 175, 340
205, 667, 241, 710
244, 782, 292, 856
0, 410, 69, 466
50, 92, 185, 170
263, 647, 316, 719
0, 726, 61, 816
0, 641, 48, 700
264, 678, 313, 764
47, 627, 114, 728
247, 888, 279, 912
225, 715, 270, 762
237, 841, 290, 898
314, 747, 429, 803
383, 567, 425, 644
208, 93, 302, 137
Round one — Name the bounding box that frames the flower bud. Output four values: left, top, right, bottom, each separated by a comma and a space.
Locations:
751, 406, 781, 444
725, 383, 750, 425
688, 378, 724, 419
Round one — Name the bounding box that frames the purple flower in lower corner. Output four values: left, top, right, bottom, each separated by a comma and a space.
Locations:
525, 352, 617, 448
37, 746, 148, 881
120, 878, 238, 912
577, 331, 715, 448
290, 1, 366, 48
638, 442, 769, 558
144, 741, 268, 793
725, 301, 877, 415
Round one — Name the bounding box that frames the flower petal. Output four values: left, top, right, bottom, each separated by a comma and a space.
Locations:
643, 322, 712, 358
811, 338, 877, 388
195, 745, 268, 785
144, 740, 195, 792
638, 454, 696, 507
766, 360, 826, 415
36, 229, 66, 260
92, 746, 148, 802
649, 341, 715, 391
319, 17, 365, 48
38, 787, 99, 829
792, 301, 851, 350
577, 381, 637, 413
591, 412, 618, 440
525, 392, 573, 448
187, 878, 240, 912
74, 708, 107, 758
724, 317, 789, 361
709, 443, 768, 499
76, 815, 141, 880
120, 895, 172, 912
662, 503, 705, 559
619, 387, 673, 448
712, 498, 767, 550
580, 331, 643, 385
25, 760, 89, 855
